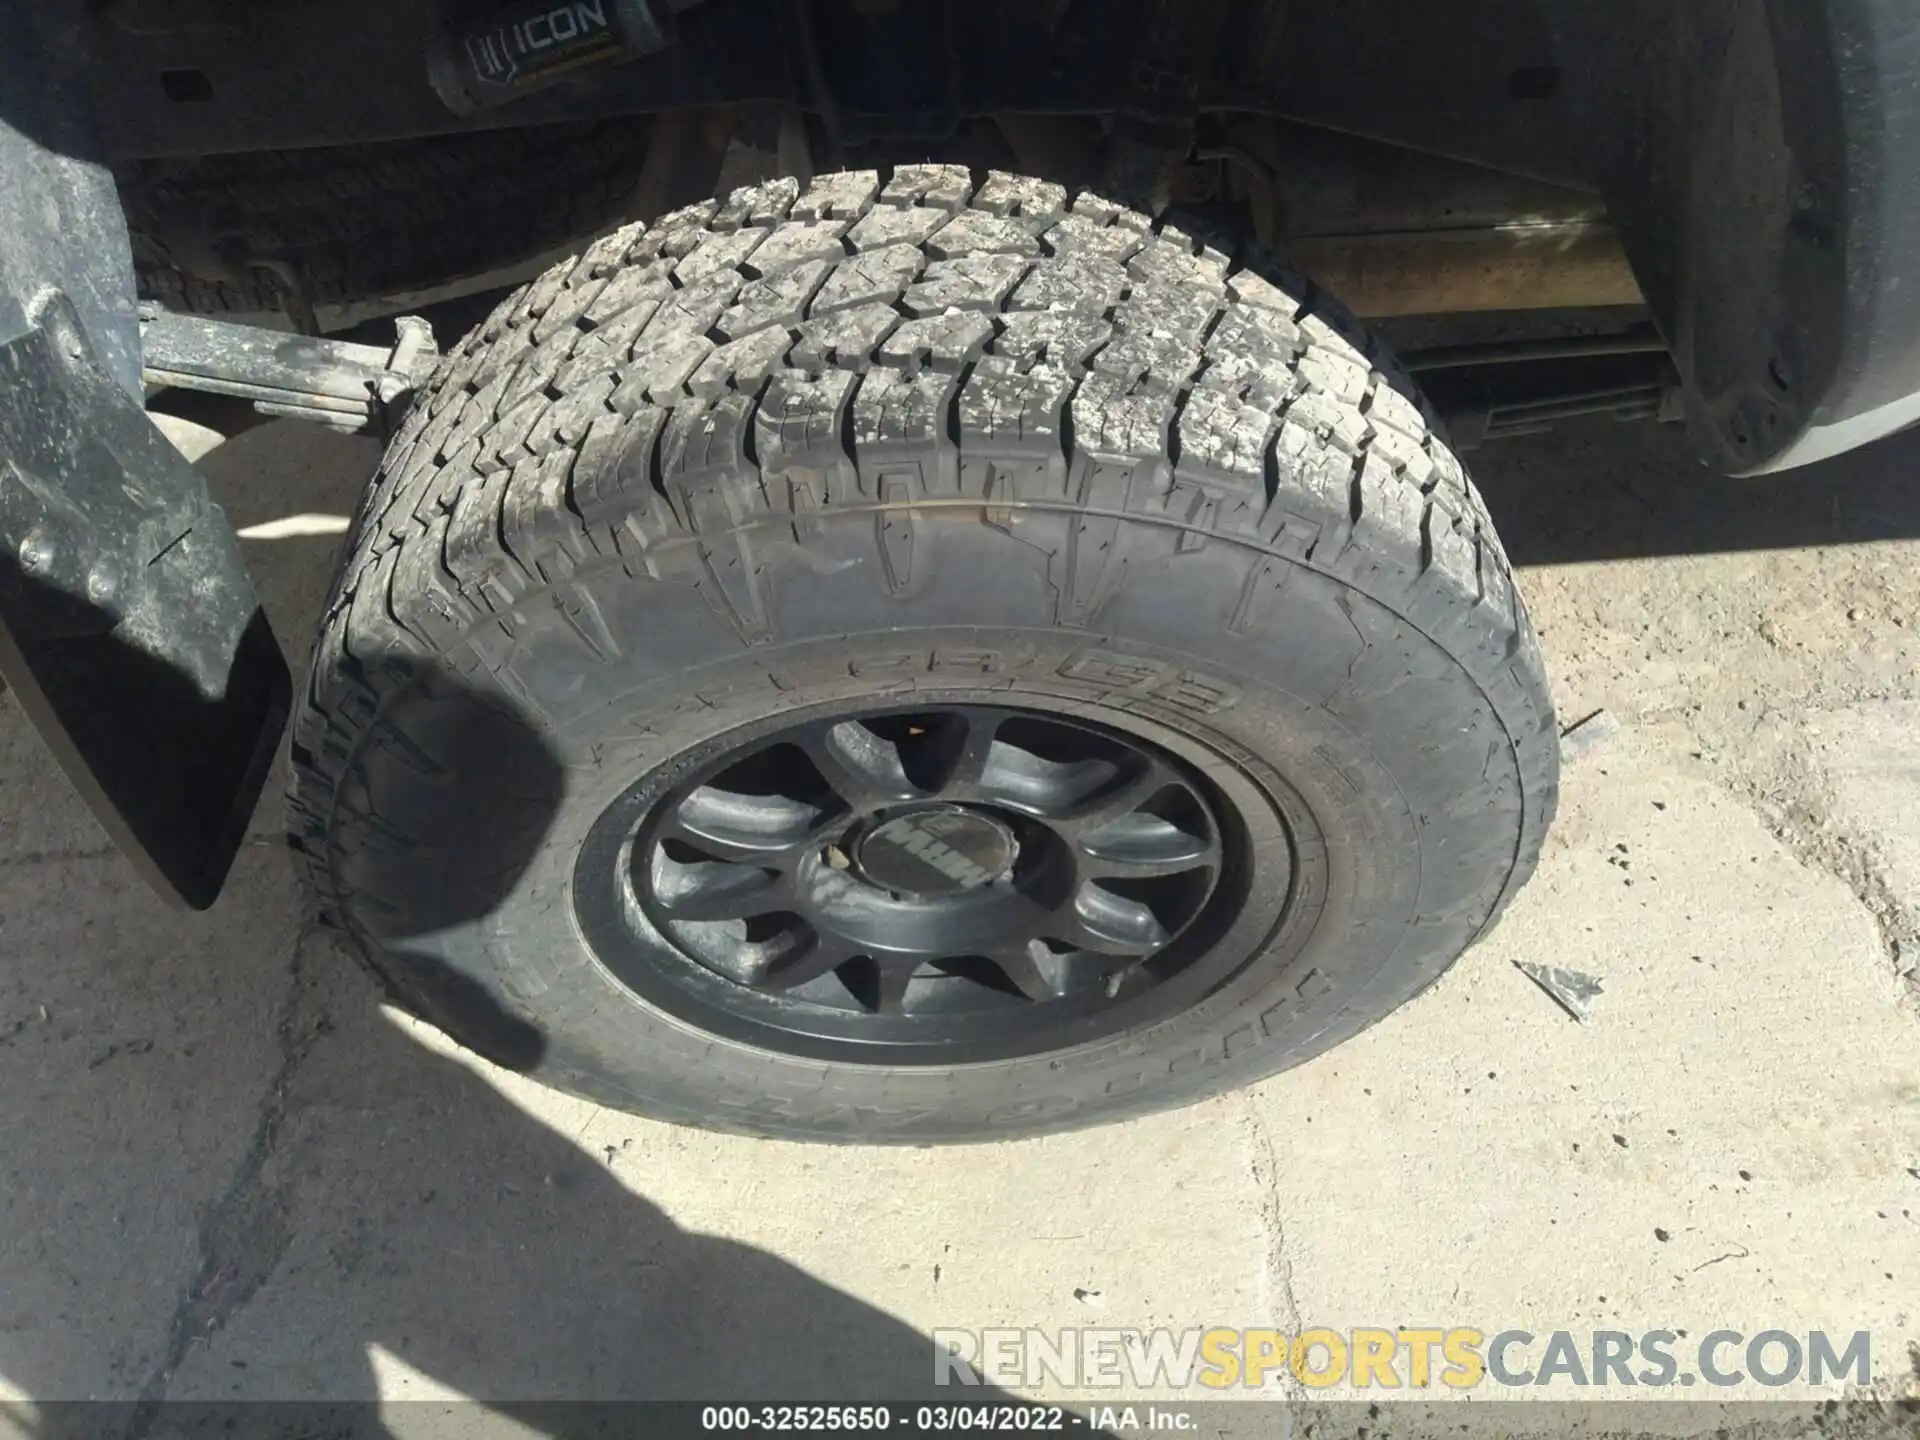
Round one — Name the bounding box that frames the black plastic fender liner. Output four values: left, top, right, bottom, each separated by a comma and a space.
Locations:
0, 2, 289, 909
1551, 0, 1920, 474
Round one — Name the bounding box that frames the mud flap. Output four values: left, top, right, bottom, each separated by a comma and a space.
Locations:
0, 3, 289, 909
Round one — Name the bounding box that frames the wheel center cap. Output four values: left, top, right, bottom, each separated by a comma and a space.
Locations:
856, 807, 1015, 897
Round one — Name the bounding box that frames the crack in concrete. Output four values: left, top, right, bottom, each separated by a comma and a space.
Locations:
1720, 731, 1920, 1006
1773, 812, 1919, 992
1781, 821, 1920, 990
124, 925, 331, 1439
1239, 1094, 1306, 1401
1658, 699, 1920, 1011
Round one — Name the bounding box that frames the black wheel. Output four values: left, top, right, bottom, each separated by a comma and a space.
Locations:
290, 165, 1558, 1142
577, 703, 1270, 1065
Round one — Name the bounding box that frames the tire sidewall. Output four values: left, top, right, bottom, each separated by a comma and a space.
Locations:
338, 505, 1521, 1139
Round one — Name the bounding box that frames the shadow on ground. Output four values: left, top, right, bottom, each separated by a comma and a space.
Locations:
1470, 417, 1920, 565
0, 894, 993, 1430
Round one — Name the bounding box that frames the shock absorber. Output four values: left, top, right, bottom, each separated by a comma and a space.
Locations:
427, 0, 707, 114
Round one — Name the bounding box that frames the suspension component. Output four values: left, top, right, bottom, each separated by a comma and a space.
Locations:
139, 307, 439, 436
427, 0, 704, 114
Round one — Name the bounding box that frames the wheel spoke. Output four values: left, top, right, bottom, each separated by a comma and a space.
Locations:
974, 750, 1122, 818
925, 710, 1004, 799
1049, 762, 1184, 838
650, 852, 787, 922
1078, 811, 1217, 879
988, 941, 1071, 1002
656, 820, 783, 866
997, 939, 1154, 1003
870, 958, 920, 1014
758, 932, 863, 993
1062, 883, 1170, 957
666, 786, 832, 862
798, 721, 920, 811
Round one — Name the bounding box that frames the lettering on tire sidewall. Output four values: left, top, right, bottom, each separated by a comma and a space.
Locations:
848, 646, 1242, 718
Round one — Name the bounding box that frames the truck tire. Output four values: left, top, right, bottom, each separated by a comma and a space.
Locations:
289, 166, 1558, 1142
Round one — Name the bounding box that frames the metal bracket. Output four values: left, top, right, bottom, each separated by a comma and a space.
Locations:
139, 306, 440, 436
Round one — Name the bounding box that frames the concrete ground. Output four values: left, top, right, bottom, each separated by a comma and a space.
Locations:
2, 411, 1919, 1435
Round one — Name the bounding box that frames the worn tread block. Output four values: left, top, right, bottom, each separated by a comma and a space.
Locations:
569, 405, 668, 532
583, 261, 673, 328
673, 227, 766, 284
854, 366, 960, 454
615, 328, 715, 409
531, 272, 612, 346
551, 302, 659, 394
791, 170, 881, 221
1044, 215, 1147, 264
576, 219, 649, 279
1284, 388, 1373, 456
1115, 283, 1222, 348
441, 464, 518, 598
525, 374, 617, 457
715, 260, 833, 341
902, 253, 1031, 315
1127, 234, 1230, 290
1177, 387, 1277, 484
757, 368, 859, 476
748, 218, 852, 274
959, 362, 1075, 452
792, 302, 899, 373
641, 270, 746, 345
1009, 251, 1129, 313
924, 209, 1042, 259
1365, 423, 1437, 491
687, 324, 794, 400
846, 206, 951, 250
1069, 193, 1151, 230
711, 177, 800, 231
877, 312, 994, 374
878, 163, 972, 210
1072, 371, 1177, 458
503, 449, 582, 581
973, 172, 1067, 227
811, 243, 924, 315
1299, 346, 1371, 406
989, 309, 1113, 372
